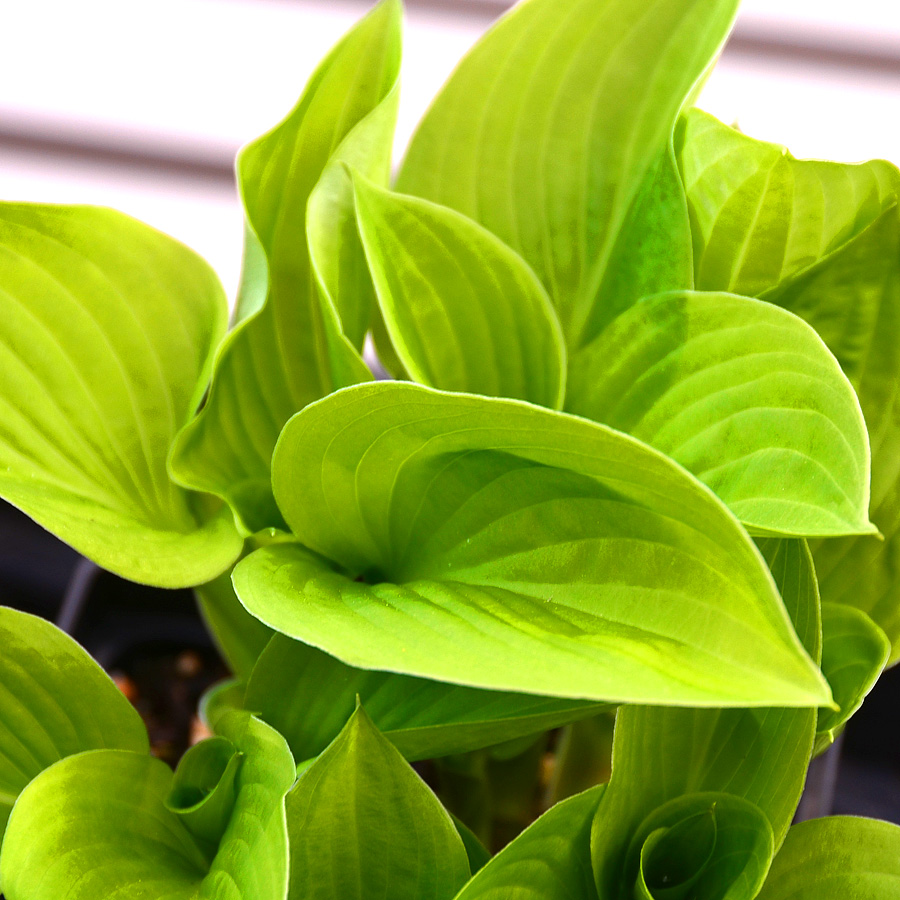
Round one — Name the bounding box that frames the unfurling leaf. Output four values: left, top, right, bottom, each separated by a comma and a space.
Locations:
0, 712, 295, 900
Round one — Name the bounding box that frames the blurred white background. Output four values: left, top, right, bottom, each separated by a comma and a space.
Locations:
2, 0, 898, 299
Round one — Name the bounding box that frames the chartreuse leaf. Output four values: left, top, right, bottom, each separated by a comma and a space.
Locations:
591, 539, 820, 900
677, 109, 898, 297
352, 174, 566, 408
756, 817, 900, 900
771, 211, 900, 658
239, 634, 603, 762
678, 110, 900, 656
166, 736, 243, 850
0, 607, 148, 838
567, 291, 874, 538
0, 204, 241, 587
814, 603, 889, 754
454, 785, 603, 899
234, 381, 830, 707
397, 0, 739, 347
285, 705, 470, 900
170, 0, 401, 533
0, 711, 296, 900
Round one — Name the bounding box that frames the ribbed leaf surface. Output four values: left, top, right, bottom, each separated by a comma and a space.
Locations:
567, 291, 874, 538
0, 203, 240, 586
171, 0, 401, 532
234, 382, 830, 707
398, 0, 740, 346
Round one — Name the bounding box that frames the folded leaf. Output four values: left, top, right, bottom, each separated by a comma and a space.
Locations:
234, 381, 830, 707
241, 634, 603, 762
454, 785, 603, 899
353, 175, 566, 408
814, 603, 889, 754
567, 291, 874, 538
591, 538, 820, 900
768, 210, 900, 659
678, 111, 900, 656
286, 706, 470, 900
0, 607, 148, 839
678, 109, 898, 297
756, 817, 900, 900
0, 204, 241, 587
171, 0, 401, 532
398, 0, 739, 347
0, 712, 295, 900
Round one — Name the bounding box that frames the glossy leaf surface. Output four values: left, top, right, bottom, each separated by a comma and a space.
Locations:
286, 706, 470, 900
678, 110, 900, 656
235, 381, 829, 707
353, 175, 566, 408
242, 634, 603, 762
0, 712, 295, 900
454, 786, 603, 899
0, 203, 241, 586
756, 817, 900, 900
171, 0, 401, 532
0, 607, 148, 838
567, 291, 873, 538
591, 538, 820, 900
815, 603, 889, 753
398, 0, 739, 347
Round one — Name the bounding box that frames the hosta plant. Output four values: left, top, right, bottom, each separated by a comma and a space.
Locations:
1, 0, 900, 897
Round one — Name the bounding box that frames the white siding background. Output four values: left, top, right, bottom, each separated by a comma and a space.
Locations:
2, 0, 899, 301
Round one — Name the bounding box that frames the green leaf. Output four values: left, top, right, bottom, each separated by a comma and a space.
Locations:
166, 735, 243, 850
170, 0, 401, 532
0, 712, 296, 900
453, 785, 603, 900
234, 381, 830, 707
200, 678, 246, 730
591, 538, 820, 900
308, 91, 400, 352
567, 291, 874, 538
397, 0, 739, 347
0, 203, 241, 587
451, 813, 492, 876
243, 633, 603, 762
756, 817, 900, 900
618, 793, 773, 900
678, 110, 900, 656
814, 603, 889, 754
196, 565, 275, 678
0, 607, 148, 839
677, 109, 899, 297
352, 174, 566, 408
286, 705, 470, 900
768, 210, 900, 659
